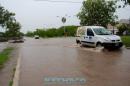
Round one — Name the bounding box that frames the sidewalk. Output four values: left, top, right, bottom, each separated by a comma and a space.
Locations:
0, 43, 20, 86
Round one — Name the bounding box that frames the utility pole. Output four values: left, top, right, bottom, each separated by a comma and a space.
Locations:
62, 17, 66, 36
57, 15, 71, 37
129, 18, 130, 27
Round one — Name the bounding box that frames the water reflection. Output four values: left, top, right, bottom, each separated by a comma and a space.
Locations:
76, 48, 130, 86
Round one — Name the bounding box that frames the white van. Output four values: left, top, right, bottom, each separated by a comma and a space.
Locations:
76, 26, 123, 49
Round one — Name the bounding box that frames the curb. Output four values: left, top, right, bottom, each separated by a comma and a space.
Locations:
12, 54, 21, 86
126, 47, 130, 49
122, 46, 130, 49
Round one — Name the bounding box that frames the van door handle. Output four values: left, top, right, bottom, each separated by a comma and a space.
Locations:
84, 37, 88, 39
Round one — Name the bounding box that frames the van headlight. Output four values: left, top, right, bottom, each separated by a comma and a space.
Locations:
104, 38, 111, 42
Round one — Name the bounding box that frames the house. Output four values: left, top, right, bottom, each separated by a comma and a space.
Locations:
107, 24, 118, 34
107, 19, 130, 35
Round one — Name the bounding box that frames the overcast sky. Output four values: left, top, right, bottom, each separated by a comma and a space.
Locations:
0, 0, 130, 33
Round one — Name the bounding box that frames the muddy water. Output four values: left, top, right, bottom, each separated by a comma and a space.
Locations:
19, 37, 130, 86
0, 42, 7, 52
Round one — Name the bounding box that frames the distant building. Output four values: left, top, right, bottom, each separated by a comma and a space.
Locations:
107, 19, 130, 35
107, 24, 118, 34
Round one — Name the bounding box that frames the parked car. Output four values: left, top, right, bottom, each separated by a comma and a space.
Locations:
76, 26, 123, 49
34, 35, 39, 39
8, 37, 24, 43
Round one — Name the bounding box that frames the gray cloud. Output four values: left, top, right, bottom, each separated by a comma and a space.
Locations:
0, 0, 130, 32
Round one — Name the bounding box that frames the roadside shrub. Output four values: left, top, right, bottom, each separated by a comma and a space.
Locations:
25, 31, 34, 37
116, 23, 129, 35
25, 25, 78, 37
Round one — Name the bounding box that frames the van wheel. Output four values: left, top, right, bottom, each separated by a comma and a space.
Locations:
76, 40, 81, 44
96, 42, 102, 48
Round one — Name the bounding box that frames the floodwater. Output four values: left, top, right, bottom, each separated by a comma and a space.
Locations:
19, 37, 130, 86
0, 42, 7, 52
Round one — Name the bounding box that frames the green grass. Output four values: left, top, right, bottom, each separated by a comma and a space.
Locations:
121, 36, 130, 47
9, 80, 13, 86
0, 47, 13, 68
9, 67, 16, 86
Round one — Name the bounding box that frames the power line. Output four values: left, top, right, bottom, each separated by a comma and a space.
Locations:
35, 0, 82, 3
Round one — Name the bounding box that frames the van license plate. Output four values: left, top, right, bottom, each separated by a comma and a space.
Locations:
115, 43, 119, 46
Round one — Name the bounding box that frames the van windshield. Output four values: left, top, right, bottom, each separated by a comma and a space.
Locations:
93, 28, 111, 35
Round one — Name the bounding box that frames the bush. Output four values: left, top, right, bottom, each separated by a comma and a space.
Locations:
116, 23, 129, 35
121, 36, 130, 47
26, 25, 78, 37
0, 47, 13, 68
25, 31, 34, 37
0, 32, 8, 42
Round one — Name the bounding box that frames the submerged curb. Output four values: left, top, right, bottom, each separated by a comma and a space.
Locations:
126, 47, 130, 49
12, 54, 21, 86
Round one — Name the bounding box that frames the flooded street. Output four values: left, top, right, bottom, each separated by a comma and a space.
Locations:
0, 42, 7, 52
19, 37, 130, 86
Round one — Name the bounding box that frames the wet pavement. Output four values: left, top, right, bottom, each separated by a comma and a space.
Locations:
19, 37, 130, 86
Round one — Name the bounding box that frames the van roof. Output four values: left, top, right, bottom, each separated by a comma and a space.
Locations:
82, 26, 104, 29
77, 26, 105, 32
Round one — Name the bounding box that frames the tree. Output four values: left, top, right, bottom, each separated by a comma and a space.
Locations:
116, 23, 129, 35
5, 21, 21, 37
121, 0, 130, 5
0, 5, 21, 38
26, 31, 34, 37
117, 0, 130, 8
0, 5, 15, 27
77, 0, 117, 27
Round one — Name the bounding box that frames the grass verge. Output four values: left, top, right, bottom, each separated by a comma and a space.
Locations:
9, 68, 16, 86
121, 36, 130, 47
0, 47, 13, 68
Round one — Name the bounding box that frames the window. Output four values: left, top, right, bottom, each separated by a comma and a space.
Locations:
87, 28, 94, 36
93, 28, 111, 35
77, 28, 85, 36
80, 29, 85, 35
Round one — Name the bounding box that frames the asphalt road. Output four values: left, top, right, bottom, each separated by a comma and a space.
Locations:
19, 37, 130, 86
